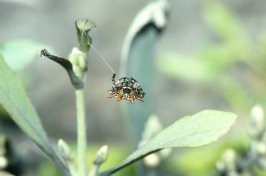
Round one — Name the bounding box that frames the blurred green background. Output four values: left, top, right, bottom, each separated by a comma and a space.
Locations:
0, 0, 266, 175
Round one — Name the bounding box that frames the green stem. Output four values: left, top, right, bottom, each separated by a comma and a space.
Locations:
75, 89, 87, 176
88, 164, 98, 176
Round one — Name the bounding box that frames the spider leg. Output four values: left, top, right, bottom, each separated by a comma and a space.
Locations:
137, 97, 144, 102
108, 93, 115, 98
117, 94, 123, 101
111, 73, 116, 85
129, 97, 135, 103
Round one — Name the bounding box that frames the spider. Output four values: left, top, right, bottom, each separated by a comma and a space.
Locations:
108, 73, 145, 103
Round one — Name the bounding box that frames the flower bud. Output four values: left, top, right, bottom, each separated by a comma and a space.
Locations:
248, 105, 265, 139
93, 145, 108, 165
69, 47, 87, 79
58, 139, 74, 163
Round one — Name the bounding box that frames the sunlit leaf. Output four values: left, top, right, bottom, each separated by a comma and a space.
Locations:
100, 110, 237, 175
0, 55, 70, 176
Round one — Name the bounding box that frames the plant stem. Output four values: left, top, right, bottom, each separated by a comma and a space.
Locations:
88, 164, 98, 176
75, 88, 87, 176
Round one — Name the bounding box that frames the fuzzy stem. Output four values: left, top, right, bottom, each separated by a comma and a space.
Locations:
88, 164, 99, 176
76, 88, 87, 176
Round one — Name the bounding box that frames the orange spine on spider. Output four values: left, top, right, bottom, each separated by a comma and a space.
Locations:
107, 73, 145, 103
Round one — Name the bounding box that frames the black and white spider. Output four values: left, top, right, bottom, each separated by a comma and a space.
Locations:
108, 73, 145, 103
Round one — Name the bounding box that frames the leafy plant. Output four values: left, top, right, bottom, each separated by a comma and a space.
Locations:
0, 53, 70, 175
0, 0, 238, 176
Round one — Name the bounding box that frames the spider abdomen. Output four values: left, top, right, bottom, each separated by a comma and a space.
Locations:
108, 74, 145, 103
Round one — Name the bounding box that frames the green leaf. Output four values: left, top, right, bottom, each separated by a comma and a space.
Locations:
0, 55, 70, 176
120, 0, 170, 143
0, 39, 51, 71
100, 110, 237, 175
75, 18, 96, 54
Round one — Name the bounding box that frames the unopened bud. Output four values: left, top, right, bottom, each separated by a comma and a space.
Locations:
248, 105, 265, 139
0, 156, 8, 169
216, 149, 238, 173
93, 145, 108, 165
58, 139, 74, 163
69, 47, 87, 79
139, 115, 163, 148
144, 153, 160, 168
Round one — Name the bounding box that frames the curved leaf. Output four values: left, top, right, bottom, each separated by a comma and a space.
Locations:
0, 55, 70, 176
100, 110, 237, 175
75, 18, 95, 54
40, 49, 84, 89
120, 0, 170, 144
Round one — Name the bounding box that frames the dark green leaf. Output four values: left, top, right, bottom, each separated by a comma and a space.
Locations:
120, 0, 170, 144
0, 55, 70, 176
40, 49, 84, 89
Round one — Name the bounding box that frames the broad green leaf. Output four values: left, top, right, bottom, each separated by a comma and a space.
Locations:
100, 110, 237, 175
120, 0, 169, 144
0, 55, 70, 176
0, 39, 51, 71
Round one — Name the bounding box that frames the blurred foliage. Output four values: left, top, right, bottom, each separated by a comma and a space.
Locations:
95, 145, 135, 176
157, 2, 266, 116
38, 161, 59, 176
37, 143, 134, 176
0, 39, 51, 71
166, 131, 249, 176
157, 1, 266, 176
